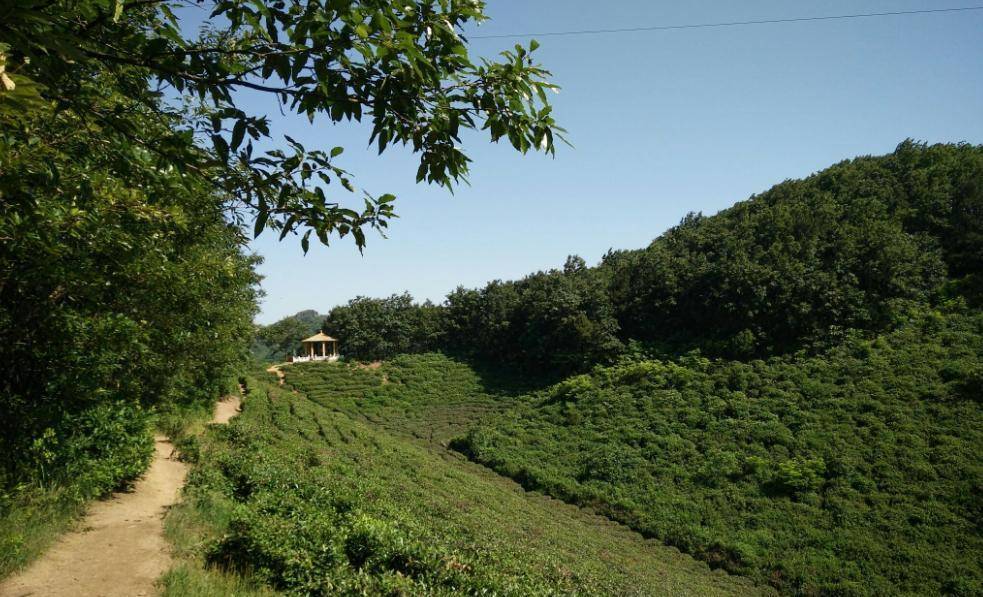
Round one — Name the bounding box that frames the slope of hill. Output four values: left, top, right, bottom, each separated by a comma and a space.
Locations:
457, 306, 983, 595
164, 357, 767, 595
599, 141, 982, 358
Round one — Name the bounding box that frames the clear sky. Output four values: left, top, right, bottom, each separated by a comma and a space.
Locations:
246, 0, 983, 324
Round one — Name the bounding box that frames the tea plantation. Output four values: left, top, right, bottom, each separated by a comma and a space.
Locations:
165, 355, 765, 595
458, 307, 983, 595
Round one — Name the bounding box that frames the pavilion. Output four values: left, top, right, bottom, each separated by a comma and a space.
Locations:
293, 331, 340, 362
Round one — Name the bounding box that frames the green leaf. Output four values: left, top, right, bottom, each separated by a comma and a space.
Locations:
211, 135, 229, 163
254, 210, 269, 238
231, 120, 246, 151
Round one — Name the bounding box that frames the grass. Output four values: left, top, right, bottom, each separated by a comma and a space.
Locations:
166, 355, 767, 595
457, 309, 983, 595
160, 384, 274, 596
0, 485, 90, 580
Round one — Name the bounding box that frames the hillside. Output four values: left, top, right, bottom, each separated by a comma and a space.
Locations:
164, 356, 766, 595
599, 141, 982, 358
324, 142, 983, 371
458, 307, 983, 594
292, 142, 983, 595
154, 144, 983, 595
6, 1, 979, 594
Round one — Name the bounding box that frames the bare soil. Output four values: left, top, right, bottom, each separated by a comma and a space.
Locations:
267, 363, 285, 385
0, 395, 241, 597
212, 394, 241, 424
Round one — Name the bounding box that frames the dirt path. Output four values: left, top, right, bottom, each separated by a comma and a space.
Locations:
267, 363, 285, 385
212, 394, 241, 424
0, 395, 241, 597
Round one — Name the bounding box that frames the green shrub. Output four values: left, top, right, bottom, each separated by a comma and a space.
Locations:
461, 310, 983, 594
0, 401, 154, 578
172, 365, 761, 595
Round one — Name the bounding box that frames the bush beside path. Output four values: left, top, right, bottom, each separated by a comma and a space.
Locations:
0, 396, 240, 597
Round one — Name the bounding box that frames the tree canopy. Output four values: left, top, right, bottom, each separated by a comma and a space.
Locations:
323, 293, 443, 361
253, 310, 326, 361
2, 0, 562, 251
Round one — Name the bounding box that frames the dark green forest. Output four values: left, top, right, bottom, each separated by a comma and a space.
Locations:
314, 142, 982, 371
252, 310, 326, 362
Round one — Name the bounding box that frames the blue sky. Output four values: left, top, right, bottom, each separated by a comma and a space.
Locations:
244, 0, 983, 324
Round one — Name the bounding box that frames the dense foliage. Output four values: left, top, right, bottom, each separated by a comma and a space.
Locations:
1, 0, 561, 252
165, 358, 760, 595
319, 257, 622, 373
604, 141, 982, 357
322, 293, 444, 361
0, 79, 261, 574
459, 306, 983, 595
442, 255, 623, 372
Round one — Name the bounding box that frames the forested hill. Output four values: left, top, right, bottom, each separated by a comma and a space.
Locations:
602, 140, 982, 357
322, 141, 983, 371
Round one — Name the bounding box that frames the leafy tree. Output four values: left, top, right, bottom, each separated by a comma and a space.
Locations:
1, 0, 562, 251
442, 261, 622, 373
324, 293, 442, 360
604, 142, 981, 357
0, 97, 260, 497
443, 281, 520, 361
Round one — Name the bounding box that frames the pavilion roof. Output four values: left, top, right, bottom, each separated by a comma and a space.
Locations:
301, 332, 337, 343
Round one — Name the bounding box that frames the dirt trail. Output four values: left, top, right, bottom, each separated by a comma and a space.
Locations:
0, 395, 241, 597
267, 363, 285, 385
212, 393, 241, 424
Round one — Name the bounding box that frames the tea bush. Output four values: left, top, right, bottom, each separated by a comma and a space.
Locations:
170, 361, 762, 595
459, 308, 983, 595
